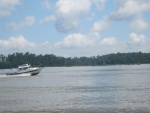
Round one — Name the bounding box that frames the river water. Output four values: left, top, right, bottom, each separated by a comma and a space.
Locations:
0, 65, 150, 113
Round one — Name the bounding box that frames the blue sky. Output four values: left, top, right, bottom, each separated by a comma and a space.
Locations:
0, 0, 150, 57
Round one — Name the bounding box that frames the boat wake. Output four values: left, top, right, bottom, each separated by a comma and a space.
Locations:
0, 73, 31, 78
0, 74, 7, 77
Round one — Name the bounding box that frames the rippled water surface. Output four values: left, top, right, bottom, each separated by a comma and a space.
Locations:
0, 65, 150, 113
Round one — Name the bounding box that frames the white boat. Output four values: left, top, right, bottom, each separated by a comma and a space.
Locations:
6, 64, 42, 76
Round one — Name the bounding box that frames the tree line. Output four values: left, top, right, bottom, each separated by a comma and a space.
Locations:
0, 52, 150, 69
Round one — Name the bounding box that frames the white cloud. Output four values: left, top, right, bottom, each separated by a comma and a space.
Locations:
130, 18, 149, 31
91, 19, 109, 32
0, 35, 36, 52
39, 15, 56, 24
42, 0, 51, 10
53, 33, 120, 57
127, 33, 149, 45
92, 0, 106, 10
100, 37, 117, 46
90, 18, 110, 39
1, 34, 149, 57
55, 0, 106, 32
56, 0, 91, 16
7, 16, 35, 29
125, 33, 150, 53
110, 0, 150, 20
55, 0, 91, 32
0, 0, 20, 17
55, 34, 94, 48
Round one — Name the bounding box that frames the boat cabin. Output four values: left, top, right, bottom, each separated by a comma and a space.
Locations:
18, 64, 31, 71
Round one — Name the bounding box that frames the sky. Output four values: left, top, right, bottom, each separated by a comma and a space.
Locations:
0, 0, 150, 57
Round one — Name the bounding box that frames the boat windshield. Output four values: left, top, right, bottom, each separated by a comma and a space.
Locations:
18, 64, 30, 71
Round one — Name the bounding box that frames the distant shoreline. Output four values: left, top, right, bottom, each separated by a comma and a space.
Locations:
0, 52, 150, 69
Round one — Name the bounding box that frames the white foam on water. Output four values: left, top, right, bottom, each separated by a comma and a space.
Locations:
0, 74, 7, 77
11, 73, 31, 77
0, 73, 31, 77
